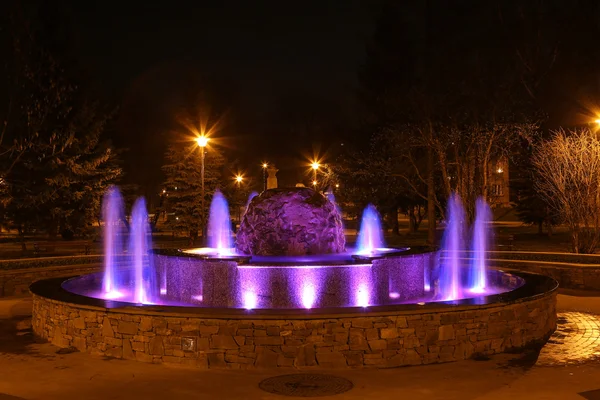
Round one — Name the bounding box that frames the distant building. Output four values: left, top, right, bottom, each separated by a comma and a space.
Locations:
487, 157, 510, 208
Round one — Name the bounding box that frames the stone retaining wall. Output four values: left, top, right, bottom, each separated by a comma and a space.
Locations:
490, 260, 600, 291
31, 291, 556, 369
0, 264, 100, 297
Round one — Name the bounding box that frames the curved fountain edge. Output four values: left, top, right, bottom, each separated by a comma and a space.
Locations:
30, 270, 558, 369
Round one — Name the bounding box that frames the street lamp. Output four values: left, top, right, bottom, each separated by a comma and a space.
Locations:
234, 174, 244, 224
196, 135, 209, 242
311, 161, 320, 187
261, 162, 268, 192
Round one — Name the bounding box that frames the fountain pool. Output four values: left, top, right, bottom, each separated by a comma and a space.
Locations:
30, 187, 558, 369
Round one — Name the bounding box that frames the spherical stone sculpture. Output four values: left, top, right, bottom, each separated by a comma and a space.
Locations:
236, 188, 345, 256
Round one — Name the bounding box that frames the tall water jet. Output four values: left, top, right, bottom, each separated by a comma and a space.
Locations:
207, 190, 233, 254
129, 198, 155, 304
325, 188, 336, 206
246, 191, 258, 209
356, 204, 384, 254
102, 187, 125, 296
470, 197, 491, 293
439, 194, 465, 301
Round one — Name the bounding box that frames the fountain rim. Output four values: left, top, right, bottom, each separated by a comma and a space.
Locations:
151, 245, 432, 266
30, 269, 558, 320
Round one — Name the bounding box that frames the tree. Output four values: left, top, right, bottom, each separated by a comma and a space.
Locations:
355, 0, 594, 242
161, 143, 226, 242
0, 4, 121, 245
513, 171, 558, 236
512, 147, 558, 236
533, 128, 600, 253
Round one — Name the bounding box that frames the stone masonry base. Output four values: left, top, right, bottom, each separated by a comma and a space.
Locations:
31, 291, 556, 369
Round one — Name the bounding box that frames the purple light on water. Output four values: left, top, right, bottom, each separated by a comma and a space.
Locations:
440, 194, 465, 301
104, 290, 124, 300
129, 198, 155, 304
246, 191, 258, 209
191, 294, 204, 302
207, 190, 234, 255
102, 187, 125, 294
160, 288, 167, 295
389, 292, 400, 299
356, 284, 370, 307
301, 283, 316, 309
243, 291, 258, 310
470, 197, 491, 292
356, 204, 384, 255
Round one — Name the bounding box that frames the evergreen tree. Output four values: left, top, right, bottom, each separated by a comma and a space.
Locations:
161, 143, 226, 242
0, 4, 121, 242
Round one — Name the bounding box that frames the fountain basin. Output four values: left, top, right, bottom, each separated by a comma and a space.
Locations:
30, 269, 557, 368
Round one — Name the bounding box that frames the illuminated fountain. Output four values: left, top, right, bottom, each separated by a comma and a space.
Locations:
471, 198, 491, 293
439, 194, 464, 301
129, 198, 155, 304
356, 204, 385, 255
62, 186, 521, 308
206, 190, 234, 255
33, 186, 557, 369
101, 187, 125, 298
246, 191, 258, 208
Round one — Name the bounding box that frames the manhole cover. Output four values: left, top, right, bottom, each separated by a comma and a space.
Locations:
259, 374, 354, 397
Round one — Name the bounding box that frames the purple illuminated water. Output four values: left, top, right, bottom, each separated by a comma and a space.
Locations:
356, 204, 385, 255
72, 188, 512, 310
129, 198, 155, 304
439, 194, 465, 301
102, 187, 125, 296
207, 190, 234, 255
470, 198, 491, 293
246, 191, 258, 209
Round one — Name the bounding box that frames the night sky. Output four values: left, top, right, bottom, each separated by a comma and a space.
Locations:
61, 0, 379, 195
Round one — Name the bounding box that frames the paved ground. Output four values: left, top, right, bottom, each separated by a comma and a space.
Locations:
3, 293, 600, 400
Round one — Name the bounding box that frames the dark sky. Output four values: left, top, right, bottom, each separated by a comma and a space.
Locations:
62, 0, 379, 195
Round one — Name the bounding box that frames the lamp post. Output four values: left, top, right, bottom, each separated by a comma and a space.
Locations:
235, 175, 243, 224
196, 136, 209, 241
262, 162, 268, 192
311, 161, 320, 189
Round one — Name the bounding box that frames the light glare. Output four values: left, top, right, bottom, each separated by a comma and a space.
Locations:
196, 136, 209, 147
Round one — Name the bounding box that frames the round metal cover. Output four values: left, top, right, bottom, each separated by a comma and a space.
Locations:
259, 373, 353, 397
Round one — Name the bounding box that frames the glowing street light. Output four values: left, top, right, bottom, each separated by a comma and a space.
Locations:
235, 175, 243, 184
261, 162, 268, 191
196, 135, 209, 241
311, 161, 320, 188
196, 136, 209, 148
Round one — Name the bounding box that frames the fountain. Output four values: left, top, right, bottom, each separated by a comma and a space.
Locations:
71, 188, 522, 306
246, 191, 258, 209
439, 194, 465, 301
471, 198, 491, 293
31, 186, 558, 370
356, 204, 385, 255
101, 187, 125, 297
129, 198, 155, 304
207, 190, 234, 255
